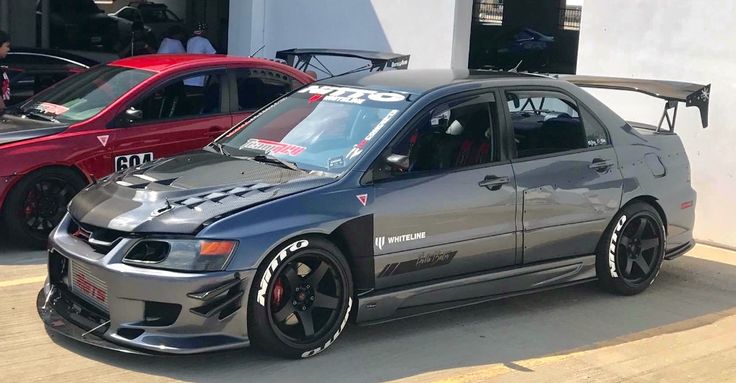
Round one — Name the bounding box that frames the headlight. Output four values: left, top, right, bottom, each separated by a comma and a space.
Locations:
123, 239, 237, 272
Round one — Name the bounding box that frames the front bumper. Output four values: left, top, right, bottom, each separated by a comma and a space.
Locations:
38, 214, 257, 355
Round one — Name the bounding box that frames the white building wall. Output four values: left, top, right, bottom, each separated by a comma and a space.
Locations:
228, 0, 473, 70
577, 0, 736, 248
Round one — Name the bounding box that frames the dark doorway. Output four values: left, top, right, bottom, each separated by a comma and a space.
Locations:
468, 0, 581, 74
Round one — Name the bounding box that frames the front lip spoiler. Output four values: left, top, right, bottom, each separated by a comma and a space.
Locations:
36, 288, 160, 356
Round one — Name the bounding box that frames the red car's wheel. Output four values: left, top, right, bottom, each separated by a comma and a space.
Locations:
2, 168, 85, 248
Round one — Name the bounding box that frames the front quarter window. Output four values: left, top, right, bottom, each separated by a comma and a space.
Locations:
219, 85, 412, 174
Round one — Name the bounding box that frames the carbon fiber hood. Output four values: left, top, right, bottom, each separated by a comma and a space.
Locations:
68, 151, 334, 233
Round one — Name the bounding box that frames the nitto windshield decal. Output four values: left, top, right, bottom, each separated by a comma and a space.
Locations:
298, 85, 407, 104
241, 138, 306, 156
346, 109, 399, 159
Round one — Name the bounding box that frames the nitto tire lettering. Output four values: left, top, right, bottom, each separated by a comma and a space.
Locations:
609, 215, 627, 278
256, 240, 309, 306
300, 297, 352, 358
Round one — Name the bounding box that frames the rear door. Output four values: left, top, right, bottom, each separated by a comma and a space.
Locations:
370, 91, 517, 289
503, 88, 623, 264
109, 69, 230, 173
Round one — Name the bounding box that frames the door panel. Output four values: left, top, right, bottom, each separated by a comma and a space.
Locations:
111, 115, 231, 173
373, 163, 517, 289
514, 147, 622, 263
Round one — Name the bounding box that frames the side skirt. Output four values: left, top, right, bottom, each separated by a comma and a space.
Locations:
355, 255, 597, 325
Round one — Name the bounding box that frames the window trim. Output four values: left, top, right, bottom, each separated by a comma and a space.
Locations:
110, 68, 230, 128
364, 88, 509, 185
500, 85, 613, 163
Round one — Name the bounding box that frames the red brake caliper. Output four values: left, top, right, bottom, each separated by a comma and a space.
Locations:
24, 191, 37, 218
272, 277, 284, 308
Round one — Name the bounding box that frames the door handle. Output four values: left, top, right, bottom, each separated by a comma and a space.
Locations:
478, 175, 510, 190
589, 158, 615, 171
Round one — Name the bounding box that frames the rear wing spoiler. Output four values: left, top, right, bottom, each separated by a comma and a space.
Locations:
562, 75, 711, 131
275, 48, 410, 77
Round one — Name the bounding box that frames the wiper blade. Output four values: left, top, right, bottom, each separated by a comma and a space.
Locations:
26, 110, 59, 123
207, 142, 230, 156
252, 155, 301, 171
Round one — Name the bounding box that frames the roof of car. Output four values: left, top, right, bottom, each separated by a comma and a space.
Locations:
109, 54, 297, 74
318, 69, 549, 94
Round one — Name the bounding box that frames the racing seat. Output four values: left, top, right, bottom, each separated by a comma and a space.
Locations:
238, 77, 265, 110
538, 117, 587, 153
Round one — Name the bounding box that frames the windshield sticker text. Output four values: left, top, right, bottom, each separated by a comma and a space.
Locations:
298, 85, 406, 104
37, 102, 69, 116
346, 109, 399, 159
241, 138, 306, 156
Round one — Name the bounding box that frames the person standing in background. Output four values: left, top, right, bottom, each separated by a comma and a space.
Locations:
158, 25, 186, 54
0, 30, 11, 114
186, 22, 216, 55
118, 21, 156, 58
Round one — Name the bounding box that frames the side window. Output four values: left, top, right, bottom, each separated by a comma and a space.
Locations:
235, 69, 296, 111
506, 91, 588, 158
580, 108, 609, 148
388, 94, 498, 175
126, 71, 223, 124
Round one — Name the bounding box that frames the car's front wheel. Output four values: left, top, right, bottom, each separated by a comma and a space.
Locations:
2, 168, 86, 248
596, 202, 666, 295
248, 237, 353, 358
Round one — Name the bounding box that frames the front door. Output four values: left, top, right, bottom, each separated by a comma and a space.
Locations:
110, 70, 230, 173
370, 92, 517, 289
504, 89, 623, 264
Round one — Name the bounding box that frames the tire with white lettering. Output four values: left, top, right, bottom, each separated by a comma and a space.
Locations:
596, 202, 666, 295
248, 237, 353, 358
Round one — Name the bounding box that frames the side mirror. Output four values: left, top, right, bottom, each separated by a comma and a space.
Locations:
385, 153, 410, 172
125, 107, 143, 122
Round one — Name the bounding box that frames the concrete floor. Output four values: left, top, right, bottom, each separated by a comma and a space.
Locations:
1, 236, 735, 383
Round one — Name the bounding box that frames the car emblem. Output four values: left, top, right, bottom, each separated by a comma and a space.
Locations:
356, 194, 368, 206
97, 135, 109, 147
374, 236, 385, 250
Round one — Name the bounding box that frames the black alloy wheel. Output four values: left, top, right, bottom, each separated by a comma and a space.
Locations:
249, 238, 353, 358
597, 202, 666, 295
2, 168, 86, 248
268, 254, 344, 344
615, 215, 663, 285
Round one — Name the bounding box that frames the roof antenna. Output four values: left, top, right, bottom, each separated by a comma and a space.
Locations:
509, 60, 524, 73
249, 45, 265, 58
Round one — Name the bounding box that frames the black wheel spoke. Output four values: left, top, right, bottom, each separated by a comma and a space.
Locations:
619, 236, 630, 248
634, 257, 651, 275
306, 261, 330, 286
296, 310, 315, 337
313, 292, 338, 310
640, 238, 659, 252
274, 304, 295, 323
625, 257, 634, 275
633, 218, 647, 239
282, 264, 302, 289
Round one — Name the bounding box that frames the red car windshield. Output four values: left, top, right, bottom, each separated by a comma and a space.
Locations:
18, 65, 153, 123
219, 85, 412, 174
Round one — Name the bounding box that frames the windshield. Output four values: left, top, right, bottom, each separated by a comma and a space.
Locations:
17, 65, 153, 123
219, 85, 412, 174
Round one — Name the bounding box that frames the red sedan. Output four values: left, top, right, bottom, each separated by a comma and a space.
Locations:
0, 54, 314, 246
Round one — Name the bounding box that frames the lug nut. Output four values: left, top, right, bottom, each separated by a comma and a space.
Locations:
302, 306, 307, 311
310, 296, 315, 301
292, 300, 298, 305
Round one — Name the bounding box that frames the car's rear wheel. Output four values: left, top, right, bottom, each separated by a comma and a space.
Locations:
2, 168, 86, 248
597, 202, 666, 295
248, 237, 353, 358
